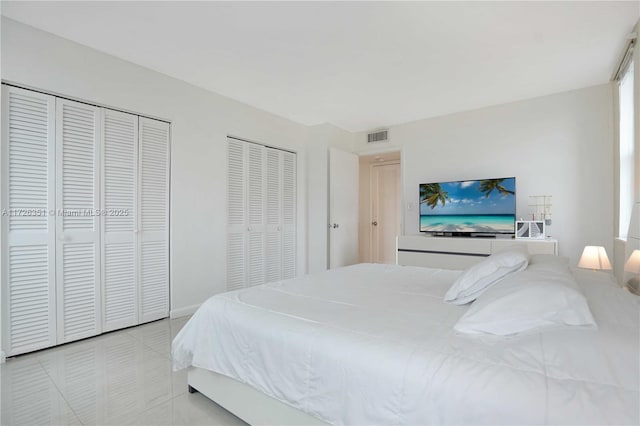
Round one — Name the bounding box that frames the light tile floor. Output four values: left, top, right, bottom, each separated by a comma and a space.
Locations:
0, 317, 248, 426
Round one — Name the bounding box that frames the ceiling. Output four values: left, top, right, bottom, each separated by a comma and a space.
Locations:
2, 1, 638, 132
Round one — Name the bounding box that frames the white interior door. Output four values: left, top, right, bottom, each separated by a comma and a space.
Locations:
371, 162, 401, 264
329, 148, 359, 269
2, 86, 57, 356
56, 98, 102, 344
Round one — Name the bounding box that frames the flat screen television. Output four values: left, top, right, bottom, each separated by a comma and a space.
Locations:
419, 177, 516, 235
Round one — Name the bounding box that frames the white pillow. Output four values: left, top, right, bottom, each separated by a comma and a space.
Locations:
454, 264, 597, 336
444, 245, 530, 305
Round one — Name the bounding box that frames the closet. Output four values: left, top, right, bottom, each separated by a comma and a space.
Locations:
1, 85, 170, 356
226, 137, 296, 291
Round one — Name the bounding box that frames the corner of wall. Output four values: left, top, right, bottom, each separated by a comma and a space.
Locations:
614, 238, 627, 285
170, 304, 201, 319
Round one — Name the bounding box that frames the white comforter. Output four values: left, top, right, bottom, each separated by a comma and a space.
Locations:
172, 264, 640, 425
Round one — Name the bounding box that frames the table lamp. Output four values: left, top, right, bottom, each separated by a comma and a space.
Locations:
623, 249, 640, 295
577, 246, 612, 271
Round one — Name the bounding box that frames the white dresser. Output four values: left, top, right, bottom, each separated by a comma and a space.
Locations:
397, 235, 558, 270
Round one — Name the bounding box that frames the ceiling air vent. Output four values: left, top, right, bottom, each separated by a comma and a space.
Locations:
367, 129, 389, 144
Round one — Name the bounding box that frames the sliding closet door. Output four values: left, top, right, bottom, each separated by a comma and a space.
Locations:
101, 109, 138, 331
138, 117, 170, 323
55, 98, 102, 344
1, 86, 57, 356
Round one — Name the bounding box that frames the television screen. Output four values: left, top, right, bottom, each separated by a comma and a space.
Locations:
419, 177, 516, 234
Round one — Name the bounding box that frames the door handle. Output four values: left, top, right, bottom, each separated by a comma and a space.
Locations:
372, 221, 378, 226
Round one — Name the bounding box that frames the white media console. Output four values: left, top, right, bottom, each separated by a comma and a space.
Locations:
397, 235, 558, 270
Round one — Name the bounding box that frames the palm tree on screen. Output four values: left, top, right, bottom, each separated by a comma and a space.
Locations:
479, 179, 515, 198
420, 183, 449, 209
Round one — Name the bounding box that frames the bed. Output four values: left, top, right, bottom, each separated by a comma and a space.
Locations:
172, 262, 639, 425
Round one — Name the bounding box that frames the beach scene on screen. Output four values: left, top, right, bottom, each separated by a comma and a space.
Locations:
420, 178, 515, 233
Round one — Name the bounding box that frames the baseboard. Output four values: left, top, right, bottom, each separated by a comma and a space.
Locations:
170, 304, 200, 319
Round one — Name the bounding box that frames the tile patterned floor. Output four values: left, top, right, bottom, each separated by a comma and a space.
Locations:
0, 317, 248, 426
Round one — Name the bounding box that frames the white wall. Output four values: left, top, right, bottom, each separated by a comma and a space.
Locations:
0, 18, 310, 321
354, 85, 615, 265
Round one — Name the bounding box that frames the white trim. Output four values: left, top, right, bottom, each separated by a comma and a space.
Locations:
356, 145, 401, 156
1, 80, 171, 124
170, 303, 200, 319
0, 351, 5, 364
612, 32, 637, 82
227, 134, 297, 155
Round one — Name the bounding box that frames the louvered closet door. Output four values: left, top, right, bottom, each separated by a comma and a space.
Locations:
246, 142, 266, 287
101, 109, 138, 331
55, 98, 102, 344
138, 118, 169, 323
265, 148, 282, 283
1, 86, 56, 356
281, 151, 297, 279
226, 138, 246, 291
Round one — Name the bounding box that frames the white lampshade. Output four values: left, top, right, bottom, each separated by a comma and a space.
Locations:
625, 201, 640, 266
578, 246, 612, 271
624, 250, 640, 274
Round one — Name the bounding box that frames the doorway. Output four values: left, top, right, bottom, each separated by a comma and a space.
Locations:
358, 151, 402, 264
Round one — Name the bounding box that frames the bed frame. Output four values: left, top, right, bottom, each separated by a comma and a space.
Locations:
188, 236, 558, 424
187, 367, 327, 425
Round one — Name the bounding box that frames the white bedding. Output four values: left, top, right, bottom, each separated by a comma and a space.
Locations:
172, 263, 639, 425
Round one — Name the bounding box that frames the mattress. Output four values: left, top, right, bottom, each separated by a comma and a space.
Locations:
172, 263, 640, 425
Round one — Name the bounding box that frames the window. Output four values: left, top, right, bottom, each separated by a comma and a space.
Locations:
619, 61, 635, 238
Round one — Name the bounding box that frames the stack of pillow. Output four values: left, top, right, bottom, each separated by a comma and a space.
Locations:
446, 245, 596, 336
